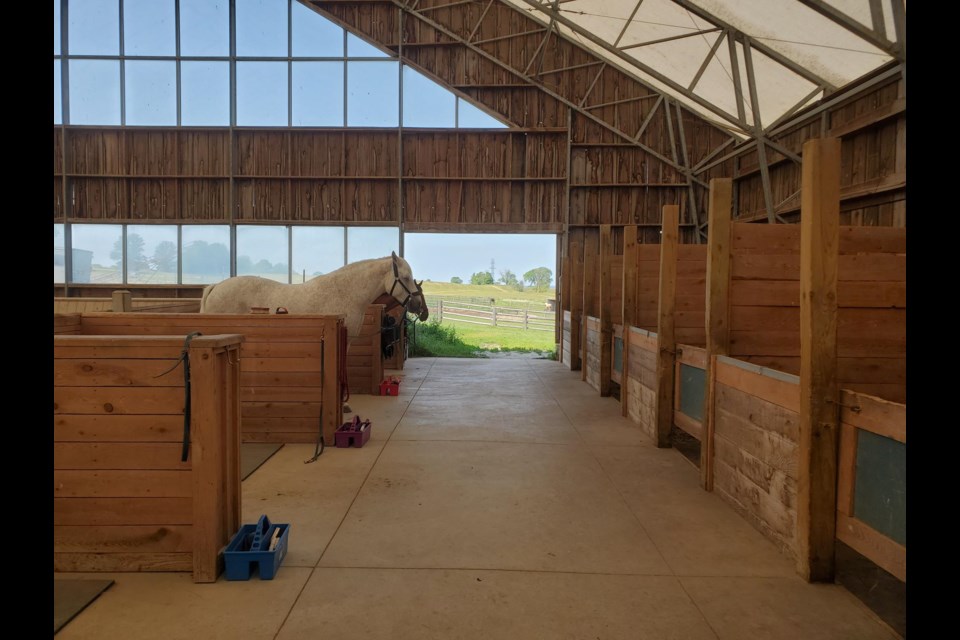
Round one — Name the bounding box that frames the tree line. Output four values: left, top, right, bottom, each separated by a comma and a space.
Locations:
452, 266, 552, 292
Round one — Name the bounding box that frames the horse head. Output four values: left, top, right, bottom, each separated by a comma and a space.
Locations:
384, 252, 429, 321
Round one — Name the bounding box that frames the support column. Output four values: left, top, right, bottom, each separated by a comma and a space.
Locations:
654, 206, 678, 447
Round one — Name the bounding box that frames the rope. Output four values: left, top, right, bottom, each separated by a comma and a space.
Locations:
153, 332, 203, 462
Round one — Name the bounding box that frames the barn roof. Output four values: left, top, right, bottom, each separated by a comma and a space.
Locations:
499, 0, 904, 137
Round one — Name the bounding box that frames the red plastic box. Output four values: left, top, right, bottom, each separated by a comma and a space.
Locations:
335, 416, 371, 448
379, 377, 401, 396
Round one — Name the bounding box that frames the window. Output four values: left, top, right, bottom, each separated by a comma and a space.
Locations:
237, 225, 289, 283
68, 0, 119, 56
347, 227, 398, 263
237, 62, 289, 126
292, 226, 345, 281
71, 224, 122, 284
123, 0, 175, 56
182, 225, 230, 284
457, 99, 508, 129
54, 0, 61, 55
347, 62, 399, 127
69, 60, 121, 125
347, 33, 388, 58
126, 225, 178, 284
54, 61, 62, 125
403, 66, 455, 128
180, 0, 229, 57
292, 1, 343, 57
181, 62, 230, 126
125, 61, 177, 126
293, 62, 344, 126
54, 224, 65, 283
236, 0, 288, 57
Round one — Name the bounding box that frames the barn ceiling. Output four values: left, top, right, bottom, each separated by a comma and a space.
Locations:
499, 0, 904, 137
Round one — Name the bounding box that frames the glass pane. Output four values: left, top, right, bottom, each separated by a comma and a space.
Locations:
237, 226, 289, 283
346, 33, 388, 58
854, 430, 906, 545
182, 225, 230, 284
69, 60, 121, 125
123, 0, 175, 56
292, 62, 344, 126
403, 65, 455, 128
181, 61, 230, 126
347, 61, 398, 127
237, 62, 288, 126
292, 226, 344, 281
457, 98, 507, 128
236, 0, 288, 57
292, 1, 343, 57
127, 225, 178, 284
54, 61, 62, 125
180, 0, 229, 56
54, 224, 65, 283
679, 363, 707, 422
68, 0, 119, 55
54, 0, 61, 55
71, 224, 122, 284
125, 61, 177, 126
347, 226, 398, 263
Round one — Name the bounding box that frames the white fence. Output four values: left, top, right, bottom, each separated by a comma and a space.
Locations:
431, 300, 555, 332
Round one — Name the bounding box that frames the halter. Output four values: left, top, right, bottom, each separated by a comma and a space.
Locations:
389, 258, 427, 320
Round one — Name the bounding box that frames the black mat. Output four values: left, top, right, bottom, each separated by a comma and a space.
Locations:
54, 579, 113, 634
241, 443, 284, 480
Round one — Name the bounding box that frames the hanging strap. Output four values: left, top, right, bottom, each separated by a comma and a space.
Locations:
305, 334, 326, 464
154, 332, 203, 462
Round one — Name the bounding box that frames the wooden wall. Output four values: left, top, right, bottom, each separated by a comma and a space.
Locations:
72, 313, 344, 444
724, 223, 906, 402
347, 304, 385, 395
675, 245, 707, 347
625, 328, 658, 442
584, 316, 601, 393
54, 334, 242, 582
711, 356, 800, 560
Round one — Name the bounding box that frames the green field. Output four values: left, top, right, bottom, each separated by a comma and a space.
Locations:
412, 281, 558, 356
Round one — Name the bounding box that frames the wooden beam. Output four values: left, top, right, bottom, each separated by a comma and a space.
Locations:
599, 225, 613, 397
112, 290, 132, 313
797, 137, 841, 583
655, 206, 679, 447
621, 225, 639, 417
581, 230, 599, 382
569, 237, 583, 370
702, 178, 733, 490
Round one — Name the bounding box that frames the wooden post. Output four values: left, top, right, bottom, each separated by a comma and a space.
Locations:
581, 230, 599, 382
569, 238, 583, 370
621, 225, 639, 416
438, 299, 443, 324
112, 290, 132, 312
598, 225, 613, 396
189, 335, 243, 583
322, 318, 344, 446
655, 206, 679, 447
559, 255, 570, 361
492, 306, 497, 327
798, 137, 841, 582
702, 178, 733, 490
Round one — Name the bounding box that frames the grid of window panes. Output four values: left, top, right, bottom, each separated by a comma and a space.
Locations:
57, 223, 398, 285
54, 0, 507, 128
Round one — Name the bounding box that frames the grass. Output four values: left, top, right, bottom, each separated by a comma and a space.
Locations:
409, 320, 557, 358
420, 280, 555, 308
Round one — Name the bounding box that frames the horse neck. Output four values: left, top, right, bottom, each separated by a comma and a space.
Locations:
308, 258, 389, 302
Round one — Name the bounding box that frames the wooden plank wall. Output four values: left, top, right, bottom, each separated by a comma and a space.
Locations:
711, 356, 801, 561
635, 244, 661, 332
382, 306, 407, 371
726, 222, 906, 403
584, 316, 601, 392
562, 310, 572, 369
54, 313, 82, 335
54, 334, 242, 582
54, 297, 202, 314
625, 328, 658, 441
837, 227, 906, 403
73, 313, 343, 444
609, 255, 624, 326
347, 304, 384, 395
675, 245, 707, 347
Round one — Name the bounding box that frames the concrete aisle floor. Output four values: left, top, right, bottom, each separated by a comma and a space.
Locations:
56, 358, 900, 640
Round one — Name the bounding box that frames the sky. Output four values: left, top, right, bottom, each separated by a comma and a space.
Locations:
404, 234, 556, 284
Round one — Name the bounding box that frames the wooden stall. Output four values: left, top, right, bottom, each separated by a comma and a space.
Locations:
60, 313, 344, 445
347, 304, 385, 395
54, 334, 242, 583
701, 141, 907, 581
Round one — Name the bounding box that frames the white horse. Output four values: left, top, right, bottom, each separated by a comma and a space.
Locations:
199, 252, 428, 336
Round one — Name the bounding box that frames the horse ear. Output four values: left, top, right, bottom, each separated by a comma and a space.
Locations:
391, 251, 398, 261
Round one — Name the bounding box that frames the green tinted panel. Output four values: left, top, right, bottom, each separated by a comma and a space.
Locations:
679, 363, 706, 422
854, 430, 906, 546
613, 337, 623, 373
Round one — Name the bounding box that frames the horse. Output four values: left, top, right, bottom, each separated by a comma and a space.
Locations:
199, 252, 428, 337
